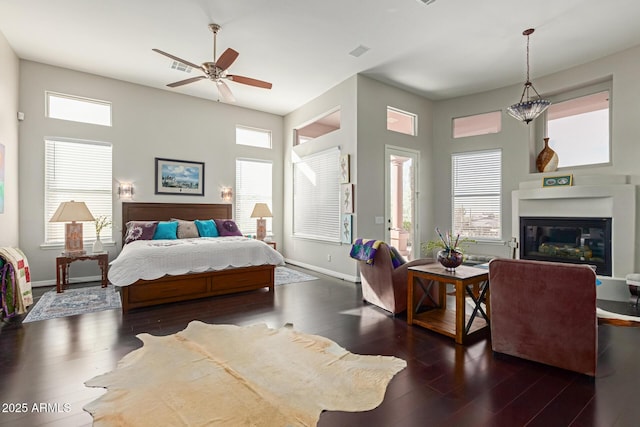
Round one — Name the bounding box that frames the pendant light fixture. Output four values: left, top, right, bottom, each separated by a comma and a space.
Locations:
507, 28, 551, 124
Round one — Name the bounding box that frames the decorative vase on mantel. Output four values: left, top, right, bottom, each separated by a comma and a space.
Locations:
536, 137, 559, 173
437, 249, 464, 272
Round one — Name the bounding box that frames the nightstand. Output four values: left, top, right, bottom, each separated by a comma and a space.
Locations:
265, 241, 277, 250
56, 253, 109, 293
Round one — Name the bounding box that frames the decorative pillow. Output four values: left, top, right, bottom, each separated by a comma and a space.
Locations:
194, 219, 219, 237
153, 221, 178, 240
124, 221, 158, 245
172, 220, 200, 239
214, 219, 243, 237
388, 246, 407, 269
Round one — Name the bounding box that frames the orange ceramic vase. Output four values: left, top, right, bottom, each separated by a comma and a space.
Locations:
536, 138, 559, 172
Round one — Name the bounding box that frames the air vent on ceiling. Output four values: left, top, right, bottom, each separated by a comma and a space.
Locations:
349, 45, 370, 58
416, 0, 436, 5
171, 61, 193, 73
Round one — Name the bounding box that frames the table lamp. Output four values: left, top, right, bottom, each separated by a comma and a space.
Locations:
250, 203, 272, 241
49, 200, 95, 256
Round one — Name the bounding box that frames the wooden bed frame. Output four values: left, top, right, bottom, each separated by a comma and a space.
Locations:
117, 202, 275, 313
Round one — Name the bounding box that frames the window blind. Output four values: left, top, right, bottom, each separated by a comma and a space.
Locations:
45, 139, 113, 243
451, 149, 501, 239
293, 147, 341, 242
235, 159, 273, 235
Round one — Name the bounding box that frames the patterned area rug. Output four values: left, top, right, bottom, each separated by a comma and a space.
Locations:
22, 286, 121, 323
22, 267, 314, 323
275, 266, 318, 285
85, 322, 406, 426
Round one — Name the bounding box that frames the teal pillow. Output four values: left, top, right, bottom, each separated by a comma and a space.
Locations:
194, 219, 219, 237
153, 221, 178, 240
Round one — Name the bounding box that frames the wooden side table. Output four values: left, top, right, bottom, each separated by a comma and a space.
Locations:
56, 253, 109, 293
265, 241, 277, 250
407, 263, 490, 345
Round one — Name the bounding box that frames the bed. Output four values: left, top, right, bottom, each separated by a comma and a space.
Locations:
111, 202, 282, 313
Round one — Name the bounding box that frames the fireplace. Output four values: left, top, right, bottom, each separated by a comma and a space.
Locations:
520, 217, 612, 276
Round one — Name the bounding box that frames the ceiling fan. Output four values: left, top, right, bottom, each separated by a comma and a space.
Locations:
153, 23, 272, 102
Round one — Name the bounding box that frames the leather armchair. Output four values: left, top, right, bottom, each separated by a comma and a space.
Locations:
489, 258, 597, 376
357, 242, 437, 314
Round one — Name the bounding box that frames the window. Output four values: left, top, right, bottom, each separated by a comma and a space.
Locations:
46, 91, 112, 126
546, 90, 610, 168
387, 107, 417, 136
293, 147, 341, 242
236, 125, 272, 149
235, 159, 273, 235
45, 139, 113, 243
452, 111, 501, 138
295, 108, 341, 145
452, 149, 501, 239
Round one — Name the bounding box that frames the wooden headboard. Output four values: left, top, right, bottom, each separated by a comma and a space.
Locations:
122, 202, 232, 241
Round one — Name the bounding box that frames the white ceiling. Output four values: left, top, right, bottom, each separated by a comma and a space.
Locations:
1, 0, 639, 116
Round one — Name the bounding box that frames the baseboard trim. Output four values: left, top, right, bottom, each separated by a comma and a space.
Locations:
284, 259, 360, 283
31, 275, 103, 288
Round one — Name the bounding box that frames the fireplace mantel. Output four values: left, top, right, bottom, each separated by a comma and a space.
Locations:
512, 175, 635, 279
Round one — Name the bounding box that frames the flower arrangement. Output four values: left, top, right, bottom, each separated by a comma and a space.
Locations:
94, 215, 112, 238
422, 227, 475, 255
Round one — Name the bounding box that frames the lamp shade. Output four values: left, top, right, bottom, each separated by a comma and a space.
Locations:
506, 99, 551, 124
49, 201, 95, 222
250, 203, 272, 218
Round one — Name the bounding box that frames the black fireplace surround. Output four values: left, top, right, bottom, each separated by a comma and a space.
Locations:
520, 217, 612, 276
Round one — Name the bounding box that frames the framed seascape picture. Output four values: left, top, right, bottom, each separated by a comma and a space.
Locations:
155, 157, 205, 196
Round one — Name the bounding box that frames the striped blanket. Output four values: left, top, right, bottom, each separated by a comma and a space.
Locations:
349, 239, 384, 265
0, 247, 33, 315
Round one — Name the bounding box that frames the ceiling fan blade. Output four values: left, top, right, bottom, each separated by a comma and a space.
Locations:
215, 48, 239, 71
217, 80, 236, 103
227, 75, 273, 89
166, 76, 206, 88
152, 48, 201, 70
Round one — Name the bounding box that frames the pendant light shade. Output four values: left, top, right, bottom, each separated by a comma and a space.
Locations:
507, 28, 551, 124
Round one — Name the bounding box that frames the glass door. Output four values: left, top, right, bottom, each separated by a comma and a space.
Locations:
385, 146, 419, 260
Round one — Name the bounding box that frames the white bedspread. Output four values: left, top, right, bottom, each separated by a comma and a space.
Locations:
108, 237, 285, 287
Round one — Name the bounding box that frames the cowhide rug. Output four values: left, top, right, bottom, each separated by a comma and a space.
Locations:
84, 321, 406, 426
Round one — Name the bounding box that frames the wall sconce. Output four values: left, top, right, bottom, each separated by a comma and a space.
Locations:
220, 187, 233, 202
118, 183, 134, 199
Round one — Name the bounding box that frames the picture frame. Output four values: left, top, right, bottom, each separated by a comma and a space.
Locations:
341, 214, 353, 244
542, 174, 573, 188
341, 183, 354, 213
155, 157, 205, 196
339, 154, 350, 183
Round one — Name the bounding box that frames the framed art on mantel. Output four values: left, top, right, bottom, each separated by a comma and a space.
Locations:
155, 158, 205, 196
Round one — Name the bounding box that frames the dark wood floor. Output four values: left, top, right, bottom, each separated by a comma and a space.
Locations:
2, 267, 640, 427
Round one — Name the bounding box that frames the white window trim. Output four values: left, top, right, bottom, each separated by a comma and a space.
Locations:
292, 147, 341, 243
235, 125, 272, 149
43, 137, 113, 246
451, 149, 502, 241
533, 79, 612, 170
45, 91, 113, 127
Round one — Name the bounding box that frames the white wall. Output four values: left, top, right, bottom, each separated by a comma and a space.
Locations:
283, 76, 358, 280
355, 75, 434, 252
432, 44, 640, 264
18, 60, 283, 283
282, 75, 434, 280
0, 30, 19, 247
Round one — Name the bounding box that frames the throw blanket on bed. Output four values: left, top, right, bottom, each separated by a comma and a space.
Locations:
0, 247, 33, 314
349, 239, 384, 265
108, 237, 285, 287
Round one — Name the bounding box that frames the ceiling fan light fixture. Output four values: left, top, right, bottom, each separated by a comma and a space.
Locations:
507, 28, 551, 124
